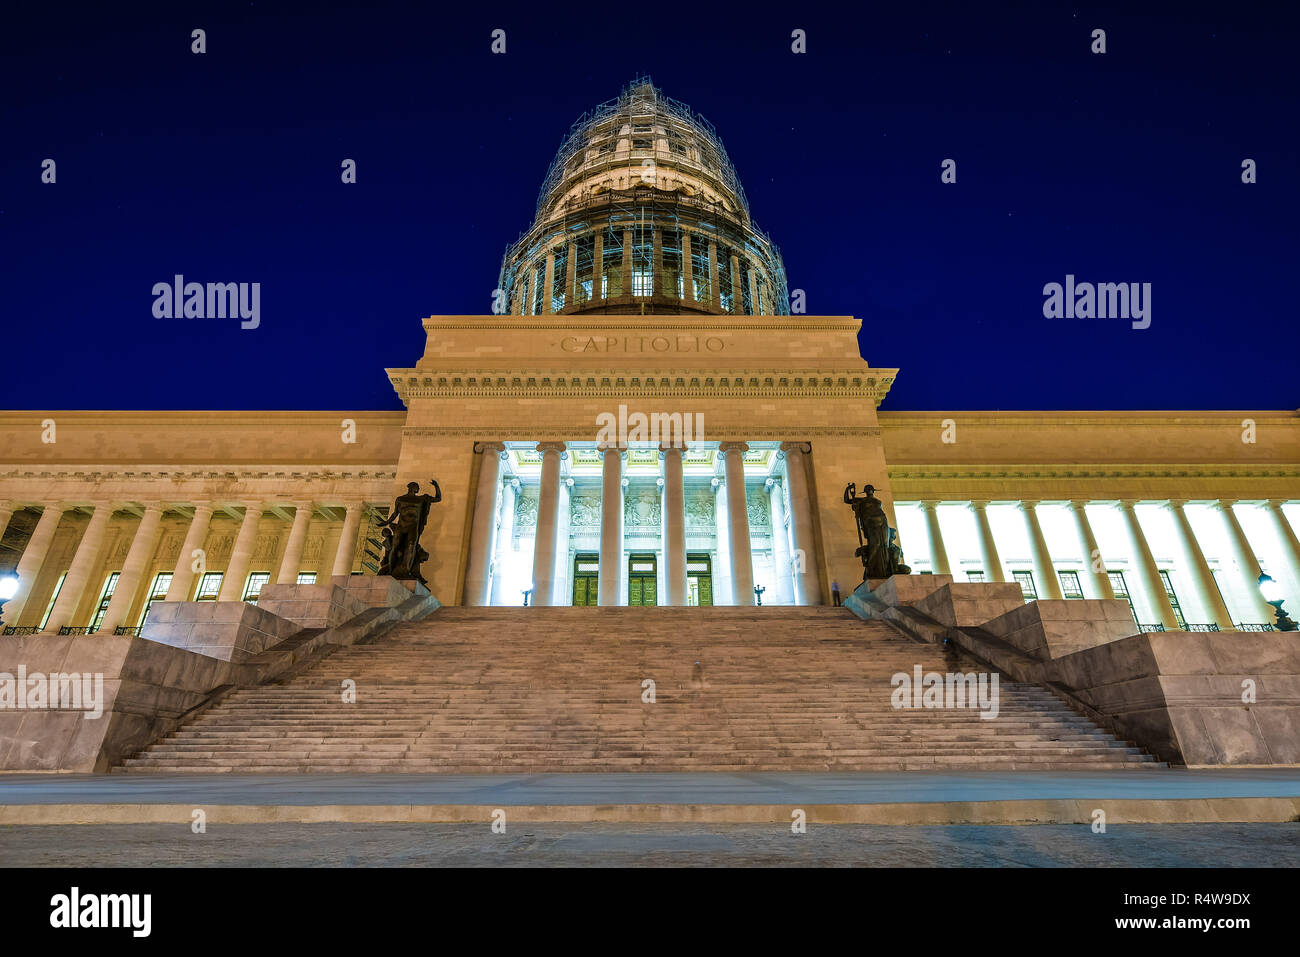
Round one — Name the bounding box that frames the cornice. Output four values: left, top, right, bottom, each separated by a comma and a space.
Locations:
419, 314, 865, 332
402, 427, 883, 439
888, 464, 1300, 481
0, 466, 399, 482
877, 411, 1299, 427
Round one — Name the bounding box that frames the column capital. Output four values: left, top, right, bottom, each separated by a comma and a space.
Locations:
920, 500, 943, 510
597, 441, 627, 453
711, 476, 723, 492
764, 476, 782, 493
1264, 499, 1293, 510
291, 500, 314, 512
562, 476, 574, 489
778, 441, 810, 456
658, 441, 687, 454
474, 441, 507, 456
505, 477, 521, 491
969, 500, 989, 510
718, 441, 749, 454
189, 501, 216, 515
1117, 498, 1143, 511
536, 441, 567, 455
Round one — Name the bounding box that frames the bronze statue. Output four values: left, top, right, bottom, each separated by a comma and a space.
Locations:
377, 480, 441, 585
844, 482, 908, 580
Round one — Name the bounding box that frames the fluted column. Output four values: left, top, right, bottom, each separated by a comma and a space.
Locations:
920, 501, 952, 576
1117, 500, 1178, 629
1065, 500, 1114, 598
274, 501, 313, 585
331, 502, 364, 579
1216, 500, 1276, 624
712, 477, 732, 605
215, 504, 264, 602
779, 441, 822, 605
766, 477, 795, 604
1169, 501, 1233, 630
95, 503, 165, 633
969, 501, 1007, 583
661, 444, 687, 605
490, 479, 520, 606
592, 230, 604, 303
42, 504, 114, 633
166, 503, 215, 600
531, 442, 565, 606
556, 477, 573, 601
681, 233, 695, 304
597, 443, 625, 606
542, 249, 555, 314
4, 503, 65, 625
464, 444, 506, 606
1020, 501, 1065, 600
1264, 500, 1300, 605
720, 442, 754, 604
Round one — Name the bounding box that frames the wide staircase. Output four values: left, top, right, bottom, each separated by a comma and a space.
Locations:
119, 606, 1160, 772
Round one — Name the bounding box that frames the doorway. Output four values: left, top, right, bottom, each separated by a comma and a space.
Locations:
627, 553, 658, 606
571, 553, 599, 606
687, 553, 713, 606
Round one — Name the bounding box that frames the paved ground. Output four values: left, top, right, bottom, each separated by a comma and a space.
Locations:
5, 769, 1300, 805
1, 822, 1298, 866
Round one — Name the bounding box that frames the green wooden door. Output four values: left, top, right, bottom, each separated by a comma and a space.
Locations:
687, 554, 713, 606
628, 554, 657, 606
572, 554, 599, 606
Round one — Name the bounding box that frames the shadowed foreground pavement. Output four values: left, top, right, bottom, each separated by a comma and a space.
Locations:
2, 822, 1298, 867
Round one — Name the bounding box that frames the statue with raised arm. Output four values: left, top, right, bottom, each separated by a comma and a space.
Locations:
377, 479, 442, 585
844, 482, 892, 580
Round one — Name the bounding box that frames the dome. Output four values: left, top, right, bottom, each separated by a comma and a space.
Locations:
498, 77, 788, 317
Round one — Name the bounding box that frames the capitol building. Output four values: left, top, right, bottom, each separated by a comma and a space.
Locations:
0, 79, 1296, 641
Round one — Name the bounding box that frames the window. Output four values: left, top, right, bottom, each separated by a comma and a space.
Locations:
243, 572, 271, 603
195, 572, 223, 600
966, 570, 985, 583
1159, 570, 1188, 629
550, 244, 568, 312
38, 573, 67, 631
1058, 570, 1084, 599
89, 572, 121, 631
1012, 570, 1038, 601
139, 572, 173, 627
297, 572, 317, 585
632, 137, 652, 150
1108, 571, 1137, 622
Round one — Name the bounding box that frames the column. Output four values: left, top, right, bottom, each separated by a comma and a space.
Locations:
1264, 500, 1300, 605
331, 501, 364, 579
598, 444, 624, 606
95, 503, 164, 634
566, 239, 577, 307
729, 253, 741, 314
712, 477, 732, 605
707, 239, 719, 309
42, 503, 114, 633
1169, 501, 1233, 630
531, 442, 565, 606
555, 477, 573, 602
1117, 500, 1178, 629
662, 444, 687, 605
217, 503, 264, 601
4, 503, 65, 624
1065, 500, 1114, 599
0, 503, 12, 545
490, 479, 520, 606
621, 229, 632, 298
592, 229, 604, 303
165, 503, 215, 600
652, 226, 664, 298
1215, 500, 1276, 624
765, 478, 795, 604
463, 443, 505, 606
1021, 501, 1065, 600
681, 233, 695, 304
542, 248, 555, 314
920, 501, 952, 576
747, 261, 759, 316
720, 442, 754, 604
274, 501, 312, 586
969, 501, 1007, 583
779, 442, 823, 605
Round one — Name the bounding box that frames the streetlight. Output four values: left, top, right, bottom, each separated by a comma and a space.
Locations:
1258, 574, 1297, 632
753, 584, 765, 606
0, 574, 19, 627
522, 585, 534, 607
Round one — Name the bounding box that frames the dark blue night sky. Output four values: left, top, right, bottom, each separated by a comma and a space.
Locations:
3, 1, 1296, 412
